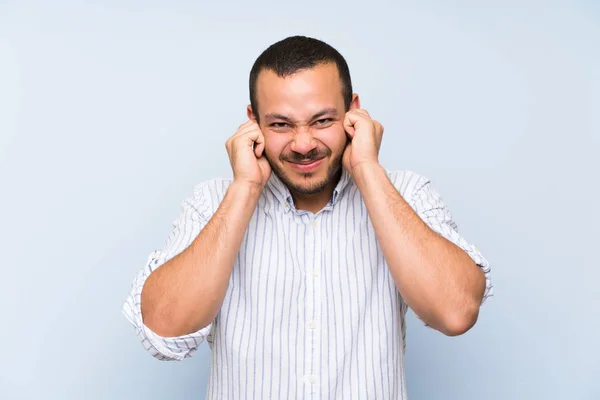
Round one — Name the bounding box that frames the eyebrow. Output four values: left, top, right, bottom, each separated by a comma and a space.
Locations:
264, 108, 339, 123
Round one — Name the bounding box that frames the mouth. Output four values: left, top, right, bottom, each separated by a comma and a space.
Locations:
288, 157, 325, 172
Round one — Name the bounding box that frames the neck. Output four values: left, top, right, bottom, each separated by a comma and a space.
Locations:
291, 170, 341, 213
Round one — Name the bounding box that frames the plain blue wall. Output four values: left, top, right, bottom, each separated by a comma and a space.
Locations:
1, 1, 598, 399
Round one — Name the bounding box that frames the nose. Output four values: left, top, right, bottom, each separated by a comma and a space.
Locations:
290, 127, 318, 155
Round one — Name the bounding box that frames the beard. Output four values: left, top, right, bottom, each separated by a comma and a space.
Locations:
266, 147, 343, 196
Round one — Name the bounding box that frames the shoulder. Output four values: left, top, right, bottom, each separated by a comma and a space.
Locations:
385, 169, 431, 200
186, 177, 233, 215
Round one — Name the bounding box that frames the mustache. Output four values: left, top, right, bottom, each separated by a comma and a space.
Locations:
280, 148, 331, 163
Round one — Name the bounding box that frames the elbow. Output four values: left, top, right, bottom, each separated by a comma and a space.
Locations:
141, 304, 170, 337
140, 274, 215, 337
141, 298, 212, 338
441, 269, 486, 336
143, 313, 175, 338
146, 317, 211, 339
140, 293, 179, 337
440, 304, 480, 337
141, 302, 194, 338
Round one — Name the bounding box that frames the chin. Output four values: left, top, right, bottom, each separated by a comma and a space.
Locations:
289, 164, 343, 196
289, 181, 330, 196
268, 153, 343, 196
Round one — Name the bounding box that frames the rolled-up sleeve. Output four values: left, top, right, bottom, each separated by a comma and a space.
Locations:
406, 174, 493, 303
122, 182, 216, 361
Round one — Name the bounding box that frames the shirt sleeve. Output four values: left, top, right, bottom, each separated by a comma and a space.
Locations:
406, 174, 494, 304
122, 182, 216, 361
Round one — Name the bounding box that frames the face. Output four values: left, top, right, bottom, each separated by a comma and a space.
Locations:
249, 63, 359, 197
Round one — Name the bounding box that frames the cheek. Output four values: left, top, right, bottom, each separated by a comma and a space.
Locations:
263, 134, 289, 159
318, 127, 348, 153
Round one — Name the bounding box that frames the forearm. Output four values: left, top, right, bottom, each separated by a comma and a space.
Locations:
353, 164, 485, 335
141, 181, 263, 337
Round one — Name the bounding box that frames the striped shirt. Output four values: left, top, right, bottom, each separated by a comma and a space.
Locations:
123, 169, 493, 399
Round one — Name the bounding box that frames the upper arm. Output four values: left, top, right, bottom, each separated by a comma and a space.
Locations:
392, 171, 494, 303
122, 181, 224, 360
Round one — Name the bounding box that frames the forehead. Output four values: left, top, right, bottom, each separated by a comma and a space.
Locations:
255, 63, 344, 119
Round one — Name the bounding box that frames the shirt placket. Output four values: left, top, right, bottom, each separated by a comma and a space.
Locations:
304, 215, 322, 399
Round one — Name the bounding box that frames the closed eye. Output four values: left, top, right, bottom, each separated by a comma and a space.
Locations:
314, 118, 333, 126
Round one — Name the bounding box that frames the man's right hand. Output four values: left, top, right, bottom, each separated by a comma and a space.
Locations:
226, 120, 272, 188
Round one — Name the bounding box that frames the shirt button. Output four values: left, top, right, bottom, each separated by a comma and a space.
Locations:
310, 220, 318, 228
308, 320, 317, 329
309, 376, 317, 384
312, 270, 319, 278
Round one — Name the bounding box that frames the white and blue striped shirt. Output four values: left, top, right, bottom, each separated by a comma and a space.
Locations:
123, 169, 493, 399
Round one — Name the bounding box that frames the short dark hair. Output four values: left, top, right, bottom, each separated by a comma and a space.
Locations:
249, 35, 353, 121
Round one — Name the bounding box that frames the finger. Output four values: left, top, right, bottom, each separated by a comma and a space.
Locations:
345, 109, 370, 124
358, 108, 371, 118
231, 122, 253, 140
228, 127, 261, 154
228, 121, 258, 147
234, 122, 261, 138
230, 127, 262, 150
347, 108, 369, 118
239, 126, 264, 150
253, 131, 266, 158
344, 111, 367, 137
254, 141, 265, 158
237, 120, 255, 131
343, 117, 355, 138
353, 109, 370, 118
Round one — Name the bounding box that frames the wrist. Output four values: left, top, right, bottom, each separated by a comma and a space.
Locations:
229, 179, 265, 200
351, 162, 385, 186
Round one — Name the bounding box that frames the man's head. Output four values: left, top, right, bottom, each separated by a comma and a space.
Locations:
247, 36, 359, 197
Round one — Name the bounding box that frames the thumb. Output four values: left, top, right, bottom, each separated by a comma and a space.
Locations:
343, 112, 360, 138
254, 141, 265, 158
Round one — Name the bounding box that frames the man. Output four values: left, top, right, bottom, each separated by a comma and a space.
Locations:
123, 35, 492, 399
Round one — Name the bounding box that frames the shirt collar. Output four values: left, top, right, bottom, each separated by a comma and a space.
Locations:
265, 168, 353, 213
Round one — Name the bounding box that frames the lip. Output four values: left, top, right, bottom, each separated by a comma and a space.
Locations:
288, 157, 325, 172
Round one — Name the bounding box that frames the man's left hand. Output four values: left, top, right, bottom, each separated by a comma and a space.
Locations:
342, 109, 384, 175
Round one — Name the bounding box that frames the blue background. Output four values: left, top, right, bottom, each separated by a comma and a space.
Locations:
1, 1, 598, 398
